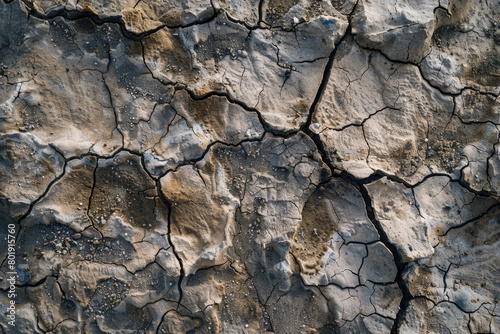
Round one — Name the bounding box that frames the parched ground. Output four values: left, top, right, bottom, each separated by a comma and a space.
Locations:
0, 0, 499, 333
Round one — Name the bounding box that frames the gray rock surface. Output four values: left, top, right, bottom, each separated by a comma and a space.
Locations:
1, 0, 499, 333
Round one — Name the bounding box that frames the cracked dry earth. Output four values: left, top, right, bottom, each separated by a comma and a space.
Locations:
0, 0, 499, 333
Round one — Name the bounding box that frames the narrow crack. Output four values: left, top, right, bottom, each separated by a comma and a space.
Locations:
102, 72, 125, 150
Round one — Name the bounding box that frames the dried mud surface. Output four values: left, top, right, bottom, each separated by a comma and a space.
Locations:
0, 0, 499, 333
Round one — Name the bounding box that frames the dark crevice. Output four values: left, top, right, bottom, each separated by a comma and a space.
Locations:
155, 179, 185, 311
296, 1, 412, 330
356, 184, 412, 334
296, 14, 413, 332
300, 27, 352, 135
257, 0, 265, 27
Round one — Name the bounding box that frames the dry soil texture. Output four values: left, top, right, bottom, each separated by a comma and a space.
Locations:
0, 0, 499, 333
